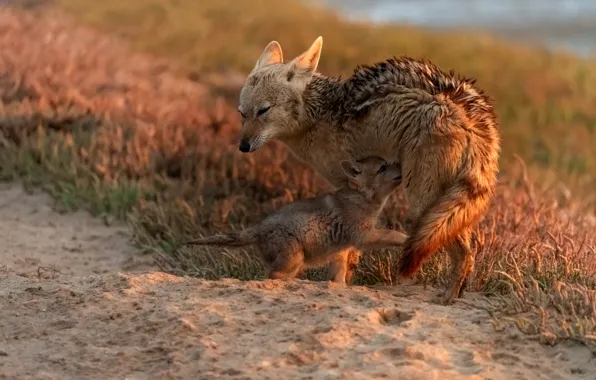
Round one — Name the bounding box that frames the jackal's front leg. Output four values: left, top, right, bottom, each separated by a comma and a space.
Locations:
359, 228, 409, 250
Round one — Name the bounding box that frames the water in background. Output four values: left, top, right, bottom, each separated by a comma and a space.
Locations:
320, 0, 596, 56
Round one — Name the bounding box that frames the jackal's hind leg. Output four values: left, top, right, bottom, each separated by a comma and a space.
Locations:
438, 229, 475, 305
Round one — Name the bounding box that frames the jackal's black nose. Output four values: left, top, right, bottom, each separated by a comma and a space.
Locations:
239, 140, 251, 153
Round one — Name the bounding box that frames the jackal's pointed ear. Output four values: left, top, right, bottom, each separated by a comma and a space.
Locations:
287, 36, 322, 81
254, 41, 284, 70
341, 160, 362, 178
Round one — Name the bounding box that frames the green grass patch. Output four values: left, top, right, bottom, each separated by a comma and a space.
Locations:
0, 108, 151, 221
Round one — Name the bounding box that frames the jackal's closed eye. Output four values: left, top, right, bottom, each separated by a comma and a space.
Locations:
257, 106, 271, 116
238, 110, 246, 120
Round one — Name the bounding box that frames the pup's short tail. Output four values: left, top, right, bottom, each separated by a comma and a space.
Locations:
185, 227, 258, 247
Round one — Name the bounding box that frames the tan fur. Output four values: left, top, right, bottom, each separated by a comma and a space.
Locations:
185, 157, 408, 283
237, 37, 501, 304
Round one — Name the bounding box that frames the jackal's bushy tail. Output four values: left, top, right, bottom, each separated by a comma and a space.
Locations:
185, 228, 258, 247
397, 179, 491, 278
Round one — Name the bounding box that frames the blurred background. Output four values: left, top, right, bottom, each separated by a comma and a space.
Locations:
322, 0, 596, 56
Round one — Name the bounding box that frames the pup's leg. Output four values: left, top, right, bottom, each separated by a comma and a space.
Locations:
327, 247, 360, 285
266, 244, 305, 280
327, 249, 349, 285
360, 228, 409, 249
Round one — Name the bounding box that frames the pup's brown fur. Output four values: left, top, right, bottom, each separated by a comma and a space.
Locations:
186, 157, 408, 282
236, 37, 500, 304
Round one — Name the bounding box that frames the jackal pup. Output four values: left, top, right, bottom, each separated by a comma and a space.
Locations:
185, 157, 407, 282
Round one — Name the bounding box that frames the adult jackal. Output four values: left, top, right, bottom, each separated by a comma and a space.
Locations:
236, 37, 500, 304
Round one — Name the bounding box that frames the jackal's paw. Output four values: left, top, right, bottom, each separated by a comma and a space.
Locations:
430, 292, 445, 305
327, 272, 348, 286
431, 289, 456, 306
327, 280, 347, 289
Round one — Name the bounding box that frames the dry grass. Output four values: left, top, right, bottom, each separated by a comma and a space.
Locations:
0, 5, 594, 352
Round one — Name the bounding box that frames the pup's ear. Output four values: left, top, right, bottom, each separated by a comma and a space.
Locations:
340, 160, 362, 178
254, 41, 284, 70
286, 36, 322, 84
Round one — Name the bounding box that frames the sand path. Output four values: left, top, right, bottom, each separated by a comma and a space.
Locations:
0, 184, 594, 379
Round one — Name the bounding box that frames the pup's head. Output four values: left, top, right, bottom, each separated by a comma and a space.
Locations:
237, 37, 323, 153
340, 156, 402, 201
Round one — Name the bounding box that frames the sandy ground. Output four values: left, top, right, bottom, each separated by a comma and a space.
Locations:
0, 184, 595, 379
0, 183, 155, 277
